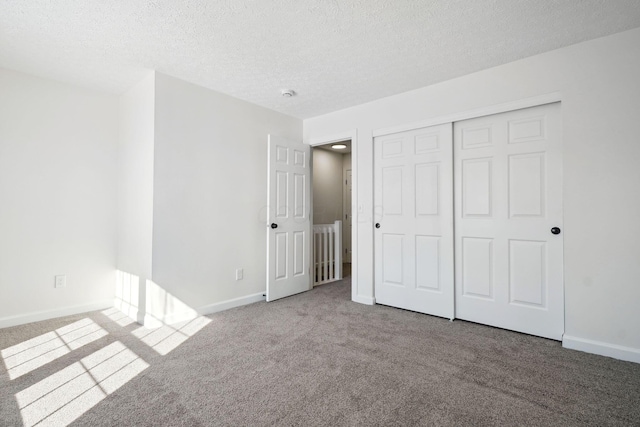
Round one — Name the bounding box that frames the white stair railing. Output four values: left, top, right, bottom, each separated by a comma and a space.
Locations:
313, 220, 342, 286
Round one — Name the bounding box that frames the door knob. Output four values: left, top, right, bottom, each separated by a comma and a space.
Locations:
375, 223, 381, 229
551, 227, 561, 235
271, 223, 278, 229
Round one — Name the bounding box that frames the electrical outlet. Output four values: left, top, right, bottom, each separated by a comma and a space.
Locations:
55, 275, 66, 288
235, 268, 244, 280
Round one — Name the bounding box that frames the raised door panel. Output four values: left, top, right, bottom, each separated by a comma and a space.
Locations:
293, 149, 306, 167
415, 163, 439, 216
382, 234, 404, 287
414, 132, 440, 154
276, 171, 288, 219
293, 231, 305, 277
276, 146, 288, 164
461, 125, 493, 150
508, 153, 546, 218
382, 138, 404, 158
461, 237, 493, 300
293, 173, 306, 218
415, 236, 440, 291
509, 240, 546, 308
462, 158, 493, 217
274, 232, 288, 280
382, 166, 403, 216
508, 116, 546, 144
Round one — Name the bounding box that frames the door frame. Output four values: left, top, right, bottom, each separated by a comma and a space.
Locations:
309, 130, 359, 302
372, 92, 562, 138
343, 167, 352, 263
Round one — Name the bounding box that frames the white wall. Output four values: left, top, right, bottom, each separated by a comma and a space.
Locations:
312, 148, 344, 224
117, 72, 156, 322
304, 28, 640, 361
0, 68, 118, 327
152, 73, 302, 312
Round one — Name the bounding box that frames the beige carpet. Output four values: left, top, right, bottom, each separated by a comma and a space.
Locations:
1, 277, 639, 426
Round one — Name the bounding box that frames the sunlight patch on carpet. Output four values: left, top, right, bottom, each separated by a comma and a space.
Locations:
1, 319, 108, 379
101, 307, 135, 327
16, 341, 148, 427
132, 316, 211, 355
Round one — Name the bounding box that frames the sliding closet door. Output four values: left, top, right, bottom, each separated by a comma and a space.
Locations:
454, 103, 564, 340
374, 123, 454, 319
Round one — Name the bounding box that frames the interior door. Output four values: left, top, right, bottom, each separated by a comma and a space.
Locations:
374, 123, 454, 319
454, 102, 563, 340
266, 135, 312, 302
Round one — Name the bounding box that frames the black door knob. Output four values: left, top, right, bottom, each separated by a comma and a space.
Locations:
375, 223, 381, 229
551, 227, 561, 235
271, 223, 278, 229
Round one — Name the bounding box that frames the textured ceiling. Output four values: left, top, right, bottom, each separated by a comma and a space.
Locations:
2, 1, 640, 119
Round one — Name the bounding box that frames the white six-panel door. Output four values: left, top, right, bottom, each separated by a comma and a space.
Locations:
454, 103, 563, 340
266, 135, 311, 302
374, 123, 455, 319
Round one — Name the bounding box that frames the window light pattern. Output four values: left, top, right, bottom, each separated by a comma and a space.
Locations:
1, 319, 108, 380
16, 341, 149, 427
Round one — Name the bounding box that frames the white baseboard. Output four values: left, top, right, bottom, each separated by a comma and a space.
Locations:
142, 311, 197, 328
140, 293, 266, 327
563, 335, 640, 364
0, 300, 114, 329
198, 292, 266, 316
352, 295, 375, 305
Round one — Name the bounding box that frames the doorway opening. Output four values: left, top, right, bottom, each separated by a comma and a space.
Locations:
311, 140, 352, 285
